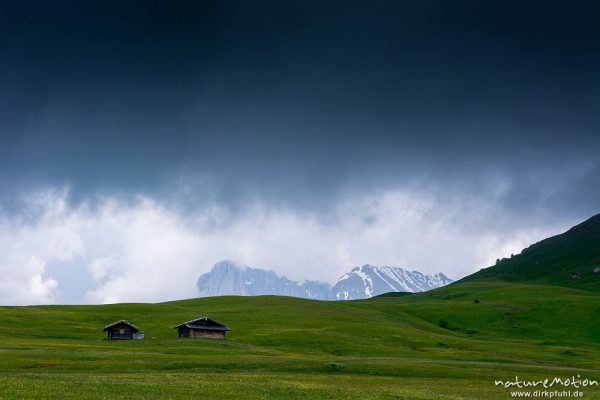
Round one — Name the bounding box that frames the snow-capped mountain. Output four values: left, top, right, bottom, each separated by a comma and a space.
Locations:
332, 264, 453, 300
196, 261, 453, 300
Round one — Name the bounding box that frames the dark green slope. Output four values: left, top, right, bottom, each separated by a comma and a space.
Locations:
459, 212, 600, 291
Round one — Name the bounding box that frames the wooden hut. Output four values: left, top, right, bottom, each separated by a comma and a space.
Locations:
175, 316, 230, 339
103, 320, 144, 340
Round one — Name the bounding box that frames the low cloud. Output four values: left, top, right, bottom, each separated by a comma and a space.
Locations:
0, 187, 576, 305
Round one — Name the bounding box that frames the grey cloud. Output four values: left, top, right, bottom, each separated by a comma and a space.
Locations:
0, 0, 599, 225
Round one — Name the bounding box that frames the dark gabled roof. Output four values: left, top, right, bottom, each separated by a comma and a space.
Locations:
174, 316, 230, 331
102, 320, 140, 333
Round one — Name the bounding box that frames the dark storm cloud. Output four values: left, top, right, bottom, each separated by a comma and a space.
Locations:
1, 0, 599, 219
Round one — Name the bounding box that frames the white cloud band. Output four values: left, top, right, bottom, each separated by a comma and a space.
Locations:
0, 188, 571, 305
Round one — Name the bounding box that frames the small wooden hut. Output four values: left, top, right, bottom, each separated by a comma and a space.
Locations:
103, 320, 143, 340
175, 316, 230, 339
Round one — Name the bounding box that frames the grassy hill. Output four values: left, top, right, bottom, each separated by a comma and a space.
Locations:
459, 213, 600, 291
1, 282, 599, 399
373, 291, 414, 298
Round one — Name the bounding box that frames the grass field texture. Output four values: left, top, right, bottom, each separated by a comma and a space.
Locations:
1, 281, 599, 399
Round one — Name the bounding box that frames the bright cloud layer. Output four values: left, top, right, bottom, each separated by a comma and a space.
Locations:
0, 188, 571, 305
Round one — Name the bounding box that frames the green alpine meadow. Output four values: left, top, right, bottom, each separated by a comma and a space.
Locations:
1, 214, 599, 399
3, 1, 600, 398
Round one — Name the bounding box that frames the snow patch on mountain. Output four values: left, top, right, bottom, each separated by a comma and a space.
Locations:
197, 261, 453, 300
331, 264, 453, 300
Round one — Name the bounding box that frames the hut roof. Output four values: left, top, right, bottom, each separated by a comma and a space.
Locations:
174, 316, 230, 331
102, 320, 140, 333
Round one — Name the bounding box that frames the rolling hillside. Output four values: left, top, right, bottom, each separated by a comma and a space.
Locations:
459, 213, 600, 291
1, 282, 599, 399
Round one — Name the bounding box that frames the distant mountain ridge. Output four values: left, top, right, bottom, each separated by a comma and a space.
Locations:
196, 261, 453, 300
333, 264, 453, 300
196, 261, 332, 299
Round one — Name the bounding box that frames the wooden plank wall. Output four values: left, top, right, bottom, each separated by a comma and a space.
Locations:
190, 329, 225, 339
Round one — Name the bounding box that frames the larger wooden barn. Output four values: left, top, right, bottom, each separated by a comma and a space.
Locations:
103, 320, 144, 340
175, 316, 230, 339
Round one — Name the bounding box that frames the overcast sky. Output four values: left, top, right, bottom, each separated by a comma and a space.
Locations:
1, 1, 599, 304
